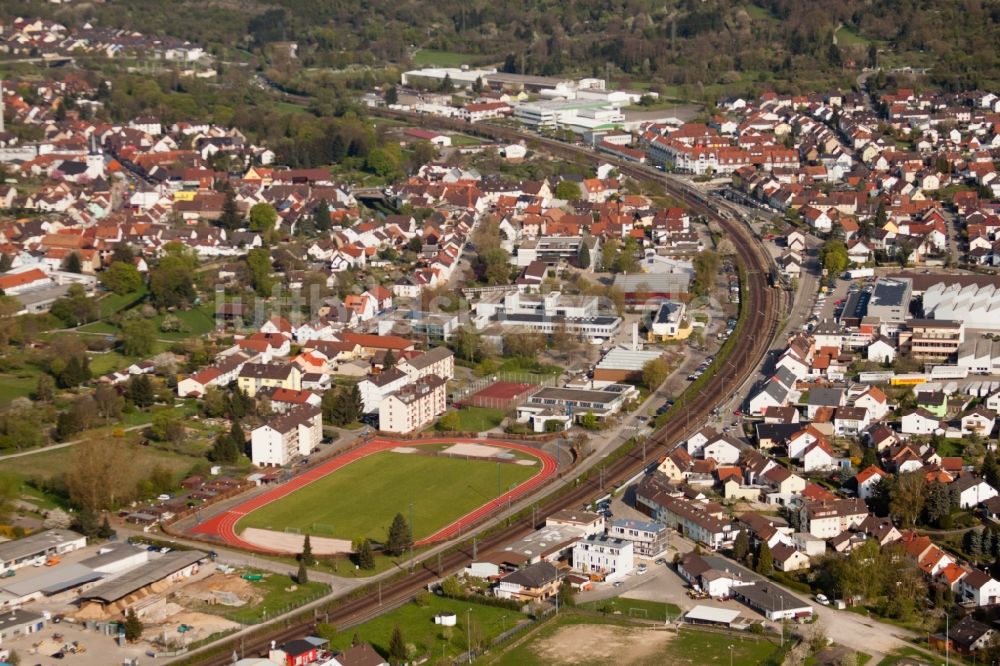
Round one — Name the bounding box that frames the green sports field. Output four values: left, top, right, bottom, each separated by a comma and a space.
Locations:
236, 450, 538, 542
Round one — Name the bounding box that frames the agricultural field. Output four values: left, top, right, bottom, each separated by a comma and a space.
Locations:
236, 448, 538, 541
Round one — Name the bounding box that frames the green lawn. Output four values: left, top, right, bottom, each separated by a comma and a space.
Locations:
77, 321, 120, 336
578, 597, 681, 621
98, 284, 148, 318
0, 370, 43, 405
835, 25, 874, 47
669, 628, 782, 665
412, 49, 473, 67
319, 595, 525, 663
449, 134, 482, 147
451, 407, 505, 432
275, 101, 312, 115
237, 449, 538, 541
211, 571, 328, 624
151, 305, 216, 340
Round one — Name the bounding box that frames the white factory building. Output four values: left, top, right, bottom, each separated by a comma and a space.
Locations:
923, 282, 1000, 331
958, 337, 1000, 375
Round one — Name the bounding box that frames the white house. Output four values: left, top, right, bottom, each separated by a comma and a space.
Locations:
702, 437, 742, 465
959, 570, 1000, 607
854, 465, 888, 501
801, 441, 836, 472
855, 387, 890, 421
901, 409, 941, 435
866, 349, 896, 382
961, 408, 997, 437
955, 476, 999, 509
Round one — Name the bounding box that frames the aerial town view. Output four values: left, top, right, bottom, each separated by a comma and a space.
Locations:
1, 1, 1000, 665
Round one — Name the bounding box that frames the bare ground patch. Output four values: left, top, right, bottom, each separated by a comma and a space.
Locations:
530, 624, 674, 665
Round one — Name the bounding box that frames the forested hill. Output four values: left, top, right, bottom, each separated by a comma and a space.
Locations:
6, 0, 1000, 93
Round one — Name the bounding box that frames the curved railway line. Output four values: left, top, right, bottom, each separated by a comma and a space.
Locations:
184, 110, 787, 665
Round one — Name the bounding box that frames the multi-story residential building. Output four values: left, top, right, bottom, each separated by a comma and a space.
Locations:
572, 535, 634, 582
608, 518, 669, 558
237, 362, 302, 398
900, 319, 964, 361
635, 478, 734, 550
250, 405, 322, 467
358, 367, 410, 414
378, 375, 447, 433
398, 347, 455, 382
799, 498, 868, 539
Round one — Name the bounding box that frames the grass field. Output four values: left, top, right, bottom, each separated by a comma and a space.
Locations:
0, 369, 43, 405
98, 284, 148, 318
835, 25, 874, 48
451, 407, 505, 432
320, 595, 525, 662
485, 613, 782, 666
578, 597, 681, 621
449, 134, 482, 147
237, 449, 538, 541
412, 49, 473, 67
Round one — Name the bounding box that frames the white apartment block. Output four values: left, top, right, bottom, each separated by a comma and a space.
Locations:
572, 535, 634, 582
378, 375, 447, 434
250, 405, 322, 467
398, 347, 455, 382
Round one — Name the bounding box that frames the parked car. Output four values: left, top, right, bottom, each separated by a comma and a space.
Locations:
816, 593, 830, 605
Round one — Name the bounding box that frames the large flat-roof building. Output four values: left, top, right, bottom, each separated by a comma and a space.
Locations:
612, 273, 691, 306
517, 384, 637, 425
0, 529, 86, 573
593, 347, 667, 384
868, 278, 913, 324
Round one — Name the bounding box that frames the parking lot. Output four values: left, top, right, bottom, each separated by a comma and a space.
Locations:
576, 493, 770, 626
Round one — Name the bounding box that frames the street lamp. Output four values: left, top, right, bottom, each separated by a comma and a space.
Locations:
466, 608, 473, 664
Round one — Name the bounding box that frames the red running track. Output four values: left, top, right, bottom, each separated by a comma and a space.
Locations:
191, 437, 558, 554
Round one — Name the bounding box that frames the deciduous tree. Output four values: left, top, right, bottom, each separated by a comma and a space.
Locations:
119, 318, 156, 357
100, 261, 143, 295
642, 357, 671, 390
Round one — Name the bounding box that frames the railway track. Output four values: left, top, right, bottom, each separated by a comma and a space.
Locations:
184, 111, 785, 665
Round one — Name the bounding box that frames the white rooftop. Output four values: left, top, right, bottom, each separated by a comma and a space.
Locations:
685, 605, 742, 624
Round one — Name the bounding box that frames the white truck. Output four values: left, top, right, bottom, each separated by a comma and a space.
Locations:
846, 268, 874, 279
